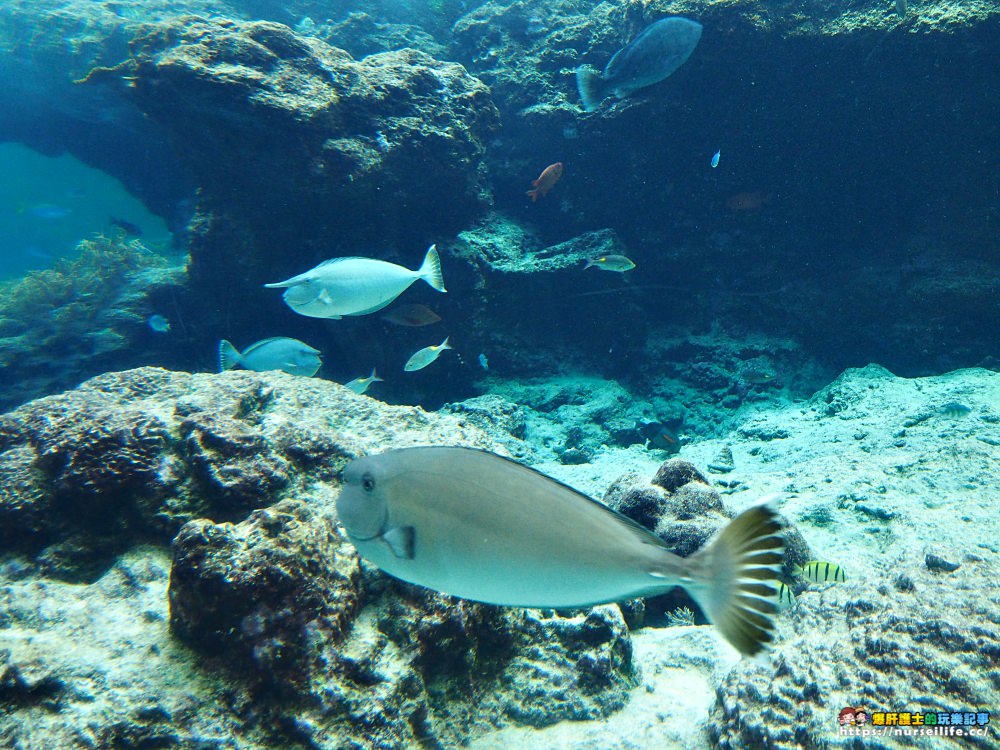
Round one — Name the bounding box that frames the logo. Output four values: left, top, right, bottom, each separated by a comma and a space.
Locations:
838, 708, 991, 738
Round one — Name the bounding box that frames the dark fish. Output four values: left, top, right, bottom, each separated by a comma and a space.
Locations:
337, 446, 787, 657
575, 17, 703, 112
381, 303, 442, 327
110, 216, 143, 237
639, 419, 681, 453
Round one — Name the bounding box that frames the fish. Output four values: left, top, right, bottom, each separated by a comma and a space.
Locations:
797, 561, 846, 584
478, 353, 489, 370
584, 255, 636, 273
264, 245, 445, 320
404, 336, 452, 372
345, 368, 384, 394
711, 149, 721, 168
21, 203, 72, 220
337, 446, 787, 657
110, 217, 143, 237
639, 420, 681, 453
776, 582, 796, 609
218, 337, 322, 377
381, 303, 442, 327
726, 191, 773, 211
940, 402, 971, 418
527, 162, 563, 202
575, 17, 703, 112
147, 314, 171, 333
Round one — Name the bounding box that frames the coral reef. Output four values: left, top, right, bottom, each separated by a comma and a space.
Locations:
0, 235, 185, 412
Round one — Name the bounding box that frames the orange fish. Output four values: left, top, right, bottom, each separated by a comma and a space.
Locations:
527, 162, 564, 202
726, 191, 774, 211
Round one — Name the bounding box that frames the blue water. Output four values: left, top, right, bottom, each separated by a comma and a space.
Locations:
0, 142, 173, 279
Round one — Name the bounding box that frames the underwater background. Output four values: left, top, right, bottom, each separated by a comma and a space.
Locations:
0, 0, 998, 748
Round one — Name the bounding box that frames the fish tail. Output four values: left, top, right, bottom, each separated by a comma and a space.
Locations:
439, 336, 452, 350
218, 340, 241, 372
370, 367, 384, 383
575, 65, 605, 112
682, 500, 785, 659
418, 244, 446, 293
526, 188, 540, 202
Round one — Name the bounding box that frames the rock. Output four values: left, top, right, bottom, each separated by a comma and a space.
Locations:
707, 564, 1000, 746
169, 498, 360, 691
707, 445, 735, 474
925, 552, 961, 573
652, 458, 709, 493
603, 472, 669, 531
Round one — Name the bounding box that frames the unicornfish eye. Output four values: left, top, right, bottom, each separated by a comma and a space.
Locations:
362, 473, 376, 493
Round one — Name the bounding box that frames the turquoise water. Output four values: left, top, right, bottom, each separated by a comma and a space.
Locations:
0, 142, 172, 279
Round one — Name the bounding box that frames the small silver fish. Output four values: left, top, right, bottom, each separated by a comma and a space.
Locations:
711, 149, 721, 168
404, 336, 452, 372
264, 245, 445, 320
219, 337, 322, 377
337, 447, 786, 657
478, 353, 489, 370
584, 255, 636, 273
147, 314, 171, 333
345, 368, 384, 394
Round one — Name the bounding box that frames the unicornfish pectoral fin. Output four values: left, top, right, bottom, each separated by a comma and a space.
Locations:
382, 526, 416, 559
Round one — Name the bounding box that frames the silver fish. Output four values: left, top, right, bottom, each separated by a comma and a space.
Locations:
345, 367, 384, 394
584, 254, 636, 272
403, 336, 452, 372
576, 17, 703, 112
219, 337, 322, 377
337, 447, 786, 657
264, 245, 445, 319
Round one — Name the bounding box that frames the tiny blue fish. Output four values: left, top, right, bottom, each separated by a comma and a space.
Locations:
711, 149, 721, 168
147, 314, 171, 333
478, 353, 489, 370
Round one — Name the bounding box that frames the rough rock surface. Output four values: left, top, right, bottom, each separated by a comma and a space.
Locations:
120, 16, 499, 286
708, 561, 1000, 748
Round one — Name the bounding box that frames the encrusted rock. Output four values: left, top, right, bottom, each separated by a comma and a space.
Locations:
707, 444, 735, 474
651, 458, 710, 493
707, 562, 1000, 747
169, 498, 359, 690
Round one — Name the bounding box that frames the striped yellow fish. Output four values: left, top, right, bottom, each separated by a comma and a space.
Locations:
798, 561, 846, 583
776, 582, 796, 609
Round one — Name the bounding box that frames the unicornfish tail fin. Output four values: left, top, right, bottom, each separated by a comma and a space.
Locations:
418, 244, 446, 293
683, 501, 786, 659
575, 65, 607, 112
218, 340, 242, 372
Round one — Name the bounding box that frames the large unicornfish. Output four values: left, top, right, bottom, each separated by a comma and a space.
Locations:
337, 446, 785, 657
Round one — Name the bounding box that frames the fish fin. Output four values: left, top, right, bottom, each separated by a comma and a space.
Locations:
382, 526, 415, 559
575, 65, 606, 112
526, 188, 540, 202
439, 336, 451, 350
370, 367, 384, 383
682, 500, 785, 659
218, 340, 241, 372
418, 244, 446, 293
